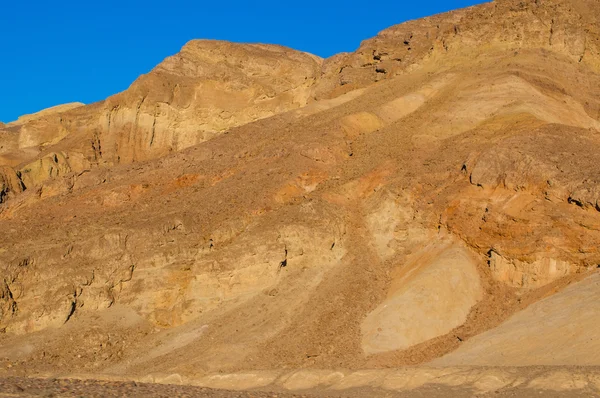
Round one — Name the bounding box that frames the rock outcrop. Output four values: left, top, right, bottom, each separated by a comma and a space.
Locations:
0, 41, 323, 190
315, 0, 600, 99
0, 166, 24, 204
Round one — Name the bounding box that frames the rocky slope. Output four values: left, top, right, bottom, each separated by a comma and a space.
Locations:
0, 41, 322, 193
1, 0, 600, 390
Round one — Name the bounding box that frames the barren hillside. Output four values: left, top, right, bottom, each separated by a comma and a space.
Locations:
2, 0, 600, 395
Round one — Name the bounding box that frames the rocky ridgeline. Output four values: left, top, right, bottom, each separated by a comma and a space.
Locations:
2, 0, 600, 196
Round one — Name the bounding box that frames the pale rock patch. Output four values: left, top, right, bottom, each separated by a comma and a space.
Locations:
361, 242, 482, 354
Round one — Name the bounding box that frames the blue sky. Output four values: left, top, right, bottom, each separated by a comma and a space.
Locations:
0, 0, 486, 123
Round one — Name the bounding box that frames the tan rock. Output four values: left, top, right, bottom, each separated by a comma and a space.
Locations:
361, 242, 482, 354
6, 103, 84, 127
0, 166, 24, 203
0, 41, 323, 173
281, 370, 345, 390
19, 152, 72, 188
489, 250, 574, 288
194, 371, 279, 390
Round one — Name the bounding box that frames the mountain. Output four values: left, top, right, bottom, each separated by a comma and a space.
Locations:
0, 41, 322, 189
1, 0, 600, 394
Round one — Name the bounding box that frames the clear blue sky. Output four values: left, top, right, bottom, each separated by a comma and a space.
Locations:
0, 0, 487, 123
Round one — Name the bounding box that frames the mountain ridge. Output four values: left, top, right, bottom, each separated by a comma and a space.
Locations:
3, 0, 600, 192
1, 0, 600, 391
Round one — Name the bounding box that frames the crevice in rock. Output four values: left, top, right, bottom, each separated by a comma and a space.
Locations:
133, 96, 148, 144
106, 108, 114, 133
17, 172, 26, 192
150, 107, 158, 147
17, 258, 31, 268
372, 51, 388, 61
468, 172, 481, 187
64, 299, 77, 324
82, 270, 95, 287
91, 132, 103, 162
105, 264, 136, 308
486, 248, 497, 268
568, 196, 585, 208
279, 246, 288, 269
64, 285, 83, 324
123, 264, 136, 283
1, 280, 18, 319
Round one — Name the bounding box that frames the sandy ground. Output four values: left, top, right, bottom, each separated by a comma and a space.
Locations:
0, 376, 599, 398
0, 377, 318, 398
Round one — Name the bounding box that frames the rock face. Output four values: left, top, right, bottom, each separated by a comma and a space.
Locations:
1, 0, 600, 380
314, 0, 600, 99
0, 41, 322, 189
0, 167, 24, 203
95, 40, 322, 165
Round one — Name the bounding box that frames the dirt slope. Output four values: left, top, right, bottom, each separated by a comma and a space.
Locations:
432, 273, 600, 366
1, 0, 600, 390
